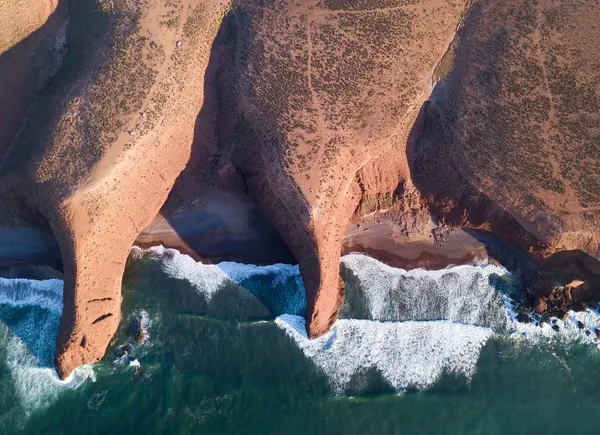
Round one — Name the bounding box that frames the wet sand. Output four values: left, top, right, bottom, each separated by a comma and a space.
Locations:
135, 194, 296, 266
136, 209, 492, 271
0, 211, 524, 279
342, 222, 490, 270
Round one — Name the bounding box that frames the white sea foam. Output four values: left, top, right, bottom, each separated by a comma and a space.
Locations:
0, 278, 94, 416
0, 277, 63, 312
504, 300, 600, 347
273, 254, 510, 391
136, 247, 600, 392
343, 252, 600, 346
135, 245, 306, 315
276, 314, 493, 392
5, 333, 95, 415
279, 253, 600, 391
340, 253, 513, 330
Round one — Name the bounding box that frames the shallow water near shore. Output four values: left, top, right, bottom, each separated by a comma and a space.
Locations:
2, 249, 600, 434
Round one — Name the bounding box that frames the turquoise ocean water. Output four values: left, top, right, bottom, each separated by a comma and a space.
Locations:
2, 247, 600, 434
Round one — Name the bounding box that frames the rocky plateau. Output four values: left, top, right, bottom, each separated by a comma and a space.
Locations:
0, 0, 598, 378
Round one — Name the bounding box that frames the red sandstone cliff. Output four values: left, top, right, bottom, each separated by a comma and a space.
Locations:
197, 0, 469, 336
407, 0, 600, 262
0, 0, 228, 378
0, 0, 599, 379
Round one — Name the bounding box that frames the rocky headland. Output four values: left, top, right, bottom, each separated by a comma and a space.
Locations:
0, 0, 598, 378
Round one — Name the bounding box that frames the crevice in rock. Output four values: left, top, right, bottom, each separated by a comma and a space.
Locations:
88, 297, 114, 303
91, 313, 114, 325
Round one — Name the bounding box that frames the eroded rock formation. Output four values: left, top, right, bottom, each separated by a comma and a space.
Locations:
410, 0, 600, 261
196, 0, 469, 336
0, 0, 228, 378
0, 0, 598, 378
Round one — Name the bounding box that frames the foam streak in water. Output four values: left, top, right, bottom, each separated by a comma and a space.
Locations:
0, 278, 94, 418
0, 277, 63, 312
134, 246, 306, 315
276, 315, 493, 392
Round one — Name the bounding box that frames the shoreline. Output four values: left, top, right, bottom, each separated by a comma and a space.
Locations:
0, 216, 513, 277
2, 215, 599, 329
134, 213, 495, 272
342, 221, 491, 270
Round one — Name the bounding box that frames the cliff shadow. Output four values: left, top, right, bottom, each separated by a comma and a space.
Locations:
406, 69, 600, 301
406, 96, 555, 296
0, 0, 71, 276
0, 303, 61, 369
0, 0, 70, 161
160, 4, 299, 267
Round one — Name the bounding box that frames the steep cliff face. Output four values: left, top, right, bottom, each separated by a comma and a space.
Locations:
0, 0, 67, 157
204, 0, 468, 336
409, 0, 600, 261
0, 0, 227, 378
1, 0, 598, 379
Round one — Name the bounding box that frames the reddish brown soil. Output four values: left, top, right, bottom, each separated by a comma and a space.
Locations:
1, 0, 229, 378
0, 0, 598, 379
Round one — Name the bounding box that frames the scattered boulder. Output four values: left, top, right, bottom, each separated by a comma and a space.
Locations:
136, 310, 149, 344
534, 297, 547, 314
567, 280, 585, 289
136, 325, 146, 344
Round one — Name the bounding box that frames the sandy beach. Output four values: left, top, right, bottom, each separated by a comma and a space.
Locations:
134, 209, 494, 271
0, 208, 535, 282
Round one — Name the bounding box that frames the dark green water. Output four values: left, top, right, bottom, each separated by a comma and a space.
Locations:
2, 250, 600, 435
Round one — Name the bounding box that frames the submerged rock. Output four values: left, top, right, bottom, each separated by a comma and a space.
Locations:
136, 311, 149, 344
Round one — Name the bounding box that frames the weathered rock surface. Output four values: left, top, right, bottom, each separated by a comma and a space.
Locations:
408, 0, 600, 261
194, 0, 469, 336
1, 0, 227, 378
0, 0, 599, 378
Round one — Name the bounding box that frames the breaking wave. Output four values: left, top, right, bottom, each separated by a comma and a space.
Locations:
0, 278, 94, 422
132, 246, 306, 316
4, 246, 600, 409
132, 247, 600, 393
340, 253, 513, 330
341, 253, 600, 348
276, 315, 492, 392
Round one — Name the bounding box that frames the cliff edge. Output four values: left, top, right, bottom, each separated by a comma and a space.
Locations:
0, 0, 598, 379
0, 0, 227, 378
